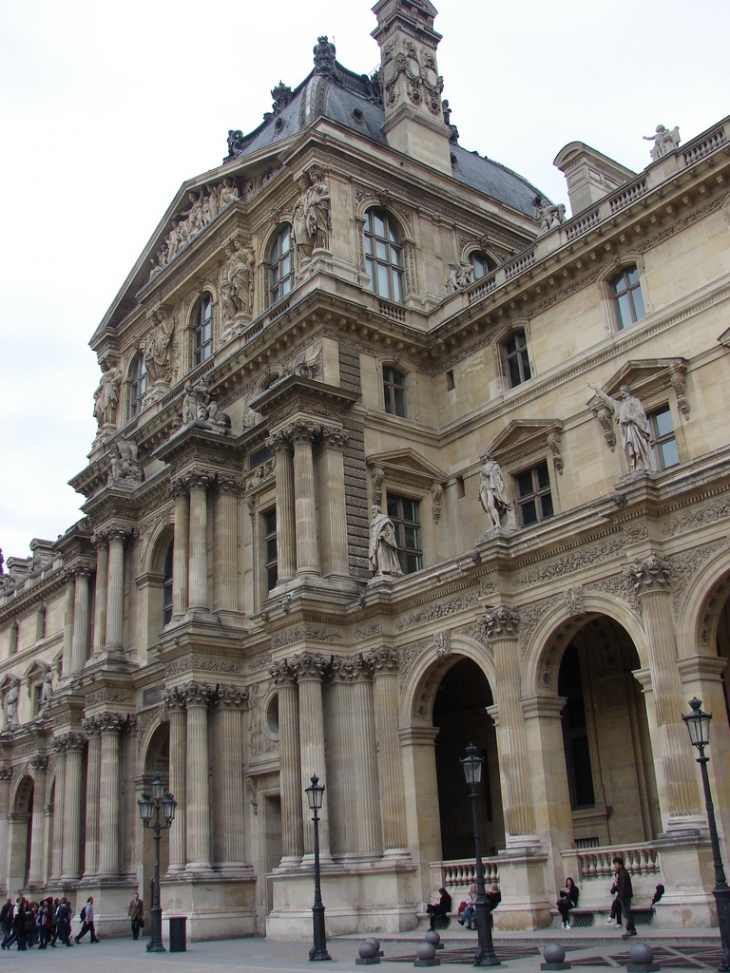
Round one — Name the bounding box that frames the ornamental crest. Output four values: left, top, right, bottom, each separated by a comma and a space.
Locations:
382, 41, 443, 115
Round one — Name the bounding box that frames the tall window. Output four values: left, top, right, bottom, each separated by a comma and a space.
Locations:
264, 509, 278, 593
194, 294, 213, 365
386, 494, 422, 573
383, 365, 406, 417
269, 225, 294, 304
364, 209, 404, 303
649, 406, 679, 470
129, 353, 147, 417
611, 266, 646, 329
504, 329, 531, 388
515, 462, 553, 527
469, 251, 495, 280
162, 540, 173, 627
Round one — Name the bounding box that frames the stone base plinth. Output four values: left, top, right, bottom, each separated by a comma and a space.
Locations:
160, 874, 257, 941
492, 848, 553, 931
649, 834, 716, 929
74, 881, 139, 938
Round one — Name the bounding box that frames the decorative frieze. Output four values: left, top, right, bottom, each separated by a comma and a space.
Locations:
516, 536, 625, 588
395, 591, 479, 632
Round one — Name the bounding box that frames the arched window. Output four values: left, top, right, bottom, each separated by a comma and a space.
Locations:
364, 209, 404, 303
269, 224, 294, 305
383, 365, 407, 417
503, 329, 531, 388
129, 353, 147, 417
469, 251, 496, 280
162, 540, 173, 627
611, 266, 646, 329
193, 294, 213, 365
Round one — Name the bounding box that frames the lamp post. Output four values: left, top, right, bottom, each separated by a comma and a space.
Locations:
682, 698, 730, 972
137, 773, 177, 953
305, 774, 331, 961
461, 743, 500, 968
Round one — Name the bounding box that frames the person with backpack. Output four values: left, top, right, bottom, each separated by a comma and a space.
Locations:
75, 896, 99, 943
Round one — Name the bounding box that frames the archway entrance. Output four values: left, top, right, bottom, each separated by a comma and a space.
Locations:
142, 723, 170, 892
557, 616, 660, 846
8, 776, 33, 892
434, 657, 504, 860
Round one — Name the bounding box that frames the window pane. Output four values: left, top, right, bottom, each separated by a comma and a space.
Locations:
377, 263, 390, 296
520, 349, 531, 381
613, 274, 628, 296
402, 498, 418, 520
281, 276, 292, 296
517, 472, 534, 497
406, 553, 422, 573
375, 239, 388, 261
509, 357, 522, 387
386, 496, 399, 518
537, 463, 550, 489
627, 266, 640, 287
374, 213, 386, 238
389, 223, 400, 244
364, 235, 373, 255
393, 387, 406, 417
366, 258, 375, 288
521, 499, 537, 525
632, 285, 646, 321
653, 407, 673, 438
392, 271, 404, 302
661, 439, 680, 468
540, 493, 554, 519
616, 293, 632, 328
392, 247, 402, 267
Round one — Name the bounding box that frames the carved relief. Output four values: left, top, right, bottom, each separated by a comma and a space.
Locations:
356, 620, 382, 639
564, 586, 583, 617
398, 638, 432, 690
664, 495, 730, 538
483, 606, 520, 639
108, 439, 143, 485
381, 40, 443, 115
165, 656, 241, 677
626, 554, 672, 593
669, 541, 726, 615
396, 591, 480, 632
431, 483, 444, 522
516, 537, 625, 588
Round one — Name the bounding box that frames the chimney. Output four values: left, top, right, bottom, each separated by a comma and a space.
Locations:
553, 142, 637, 216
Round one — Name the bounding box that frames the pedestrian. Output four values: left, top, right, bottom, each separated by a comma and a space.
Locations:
0, 897, 12, 949
14, 897, 27, 951
49, 897, 60, 946
37, 899, 52, 949
55, 897, 73, 947
612, 856, 636, 939
75, 896, 99, 943
128, 892, 144, 940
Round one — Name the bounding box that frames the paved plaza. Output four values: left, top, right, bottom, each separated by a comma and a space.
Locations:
0, 926, 724, 973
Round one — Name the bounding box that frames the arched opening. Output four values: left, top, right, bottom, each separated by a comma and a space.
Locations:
434, 657, 504, 860
716, 596, 730, 724
8, 776, 33, 892
557, 615, 660, 846
142, 723, 170, 891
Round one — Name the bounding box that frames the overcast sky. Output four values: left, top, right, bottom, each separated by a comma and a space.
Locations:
1, 0, 728, 561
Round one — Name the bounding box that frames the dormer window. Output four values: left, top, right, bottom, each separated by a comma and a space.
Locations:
364, 209, 404, 303
469, 251, 496, 280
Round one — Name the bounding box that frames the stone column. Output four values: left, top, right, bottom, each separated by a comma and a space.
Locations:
71, 565, 92, 672
319, 428, 349, 578
61, 575, 75, 678
268, 432, 296, 582
291, 654, 331, 859
171, 480, 190, 618
628, 557, 703, 829
214, 687, 247, 868
28, 755, 48, 886
105, 528, 128, 652
164, 689, 187, 873
213, 476, 242, 616
82, 718, 101, 878
487, 607, 539, 846
92, 537, 109, 654
368, 648, 408, 855
42, 802, 53, 885
0, 767, 12, 894
268, 661, 303, 863
289, 421, 320, 576
183, 682, 213, 872
98, 713, 128, 877
50, 743, 65, 881
187, 472, 214, 612
60, 732, 87, 881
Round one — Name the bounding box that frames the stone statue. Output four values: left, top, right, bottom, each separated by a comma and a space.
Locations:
313, 36, 337, 76
478, 453, 512, 529
446, 263, 460, 293
0, 549, 4, 575
292, 170, 331, 258
534, 196, 566, 234
181, 378, 231, 433
93, 362, 122, 427
221, 240, 255, 321
292, 178, 312, 260
271, 82, 293, 115
4, 679, 19, 729
643, 124, 680, 162
368, 506, 403, 577
218, 176, 240, 208
226, 129, 245, 159
109, 439, 143, 483
143, 308, 175, 385
588, 383, 655, 472
38, 667, 53, 711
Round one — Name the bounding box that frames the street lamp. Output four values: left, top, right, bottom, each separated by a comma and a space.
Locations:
137, 773, 177, 953
305, 774, 331, 962
682, 698, 730, 973
461, 743, 500, 968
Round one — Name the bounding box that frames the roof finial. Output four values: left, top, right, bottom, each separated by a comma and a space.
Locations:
313, 36, 337, 76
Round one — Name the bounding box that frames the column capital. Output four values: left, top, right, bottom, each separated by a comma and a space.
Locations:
179, 681, 215, 708
364, 646, 399, 675
169, 477, 190, 499
53, 731, 87, 753
82, 716, 102, 736
484, 605, 520, 639
96, 524, 135, 543
266, 430, 292, 454
213, 685, 249, 709
0, 767, 12, 782
178, 468, 216, 491
626, 554, 672, 594
321, 426, 349, 451
97, 712, 134, 734
290, 652, 330, 682
285, 419, 321, 444
331, 653, 372, 683
266, 660, 297, 687
66, 562, 94, 579
216, 473, 245, 496
29, 755, 49, 774
163, 686, 187, 711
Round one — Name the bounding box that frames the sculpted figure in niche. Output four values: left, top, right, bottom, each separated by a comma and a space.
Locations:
478, 452, 511, 529
369, 505, 403, 578
4, 679, 19, 729
292, 170, 331, 258
181, 377, 231, 433
292, 177, 313, 260
93, 362, 122, 427
643, 124, 680, 162
588, 383, 655, 472
143, 309, 175, 385
38, 667, 54, 711
109, 439, 143, 483
221, 239, 255, 321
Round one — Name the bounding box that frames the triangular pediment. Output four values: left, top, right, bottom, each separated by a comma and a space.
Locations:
598, 358, 687, 399
488, 419, 563, 466
367, 448, 447, 485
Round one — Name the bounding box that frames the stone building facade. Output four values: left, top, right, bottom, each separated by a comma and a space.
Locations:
1, 0, 730, 941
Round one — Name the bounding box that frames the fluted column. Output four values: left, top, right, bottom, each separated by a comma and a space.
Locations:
82, 718, 102, 878
367, 647, 408, 854
92, 537, 109, 654
105, 528, 128, 651
183, 682, 214, 872
333, 655, 382, 858
28, 756, 49, 885
290, 421, 320, 576
213, 476, 243, 615
268, 661, 303, 863
50, 744, 65, 881
268, 432, 296, 582
291, 654, 331, 858
164, 689, 187, 873
71, 566, 92, 672
98, 713, 129, 877
320, 428, 349, 577
628, 556, 703, 829
214, 688, 247, 867
171, 480, 190, 618
61, 575, 75, 678
487, 607, 539, 846
0, 767, 12, 894
42, 802, 53, 885
60, 732, 87, 880
188, 472, 214, 612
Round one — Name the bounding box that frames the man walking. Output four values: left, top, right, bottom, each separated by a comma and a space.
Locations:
613, 856, 636, 938
75, 896, 99, 944
128, 892, 144, 940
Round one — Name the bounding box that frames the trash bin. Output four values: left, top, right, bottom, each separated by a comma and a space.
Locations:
168, 915, 187, 952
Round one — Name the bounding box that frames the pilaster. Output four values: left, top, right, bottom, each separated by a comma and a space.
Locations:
181, 681, 215, 874
288, 421, 321, 577
213, 687, 248, 870
186, 470, 215, 613
164, 687, 187, 873
319, 427, 349, 578
291, 653, 331, 859
268, 432, 296, 583
367, 647, 408, 855
28, 755, 48, 886
170, 479, 190, 618
268, 661, 303, 864
82, 717, 102, 878
59, 731, 87, 881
